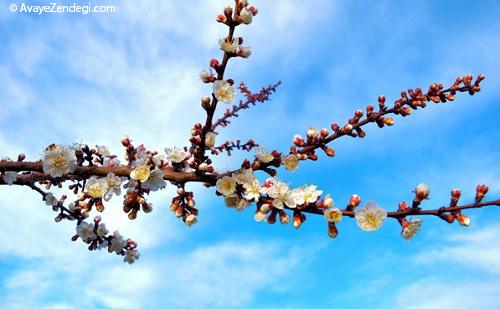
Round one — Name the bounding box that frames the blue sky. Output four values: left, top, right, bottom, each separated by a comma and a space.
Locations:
0, 0, 499, 308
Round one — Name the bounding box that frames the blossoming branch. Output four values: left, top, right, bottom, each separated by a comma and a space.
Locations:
0, 0, 498, 263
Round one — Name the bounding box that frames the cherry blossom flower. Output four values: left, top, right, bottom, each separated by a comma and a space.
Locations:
267, 180, 296, 209
110, 231, 125, 254
255, 146, 274, 163
205, 132, 216, 148
124, 249, 140, 264
355, 202, 387, 231
44, 193, 58, 206
85, 176, 106, 199
401, 219, 422, 240
282, 154, 299, 172
165, 147, 190, 163
243, 179, 263, 202
239, 7, 253, 24
3, 172, 17, 185
232, 168, 255, 185
294, 185, 323, 205
218, 37, 240, 53
76, 222, 97, 242
216, 176, 237, 196
130, 164, 151, 182
141, 168, 166, 192
213, 80, 236, 103
324, 207, 343, 223
96, 223, 109, 237
42, 144, 76, 178
103, 173, 122, 201
185, 214, 198, 227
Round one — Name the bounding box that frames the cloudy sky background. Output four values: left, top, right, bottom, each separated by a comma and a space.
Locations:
1, 0, 499, 308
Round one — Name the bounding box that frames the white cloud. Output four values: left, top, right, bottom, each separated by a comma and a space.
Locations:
1, 240, 314, 308
394, 277, 500, 309
414, 226, 500, 274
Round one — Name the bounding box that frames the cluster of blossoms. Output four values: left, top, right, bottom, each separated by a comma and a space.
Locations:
0, 0, 496, 265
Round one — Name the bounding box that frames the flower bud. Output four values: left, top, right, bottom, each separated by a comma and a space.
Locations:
223, 6, 233, 18
450, 188, 461, 206
349, 194, 361, 208
321, 195, 334, 208
142, 203, 153, 213
378, 95, 386, 106
383, 117, 394, 126
121, 136, 131, 147
279, 211, 290, 224
201, 96, 211, 109
306, 127, 319, 139
293, 134, 305, 147
293, 212, 303, 229
198, 162, 209, 172
236, 46, 252, 58
320, 128, 329, 138
216, 14, 227, 23
254, 210, 267, 222
17, 153, 26, 161
341, 124, 353, 134
185, 214, 198, 227
414, 183, 430, 201
199, 69, 212, 83
323, 147, 335, 157
247, 5, 258, 15
239, 7, 253, 24
399, 107, 412, 116
328, 222, 338, 238
456, 213, 471, 227
475, 184, 489, 202
210, 59, 219, 69
204, 132, 216, 148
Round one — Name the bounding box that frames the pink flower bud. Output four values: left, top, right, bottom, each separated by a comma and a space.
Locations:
320, 128, 329, 138
456, 213, 471, 227
121, 136, 131, 147
450, 188, 461, 206
349, 194, 361, 208
321, 195, 334, 208
414, 183, 430, 201
293, 134, 305, 147
216, 14, 227, 23
306, 127, 319, 139
328, 222, 338, 238
236, 46, 252, 58
475, 184, 488, 202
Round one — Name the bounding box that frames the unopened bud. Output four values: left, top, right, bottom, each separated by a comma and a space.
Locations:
383, 117, 394, 126
121, 136, 131, 147
199, 69, 212, 83
349, 194, 361, 208
320, 128, 329, 138
185, 214, 198, 227
378, 95, 386, 106
216, 14, 227, 23
293, 134, 305, 147
205, 132, 216, 148
456, 213, 471, 227
236, 46, 252, 58
328, 222, 338, 238
414, 183, 430, 201
17, 153, 26, 161
342, 124, 353, 134
306, 127, 319, 139
475, 184, 488, 202
450, 188, 461, 206
201, 96, 211, 109
321, 195, 334, 208
279, 211, 290, 224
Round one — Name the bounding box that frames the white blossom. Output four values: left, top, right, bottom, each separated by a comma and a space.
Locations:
218, 37, 240, 53
239, 7, 253, 24
42, 144, 76, 178
255, 147, 274, 163
232, 168, 256, 186
205, 132, 216, 148
3, 172, 17, 185
355, 202, 387, 232
103, 157, 120, 167
216, 176, 237, 196
141, 168, 166, 192
85, 176, 106, 199
124, 249, 140, 264
96, 223, 109, 237
243, 179, 263, 202
294, 185, 323, 205
103, 173, 122, 201
267, 180, 296, 209
165, 147, 190, 163
213, 80, 236, 103
44, 193, 58, 206
130, 164, 151, 182
76, 222, 97, 242
185, 214, 198, 227
402, 219, 422, 240
282, 154, 299, 172
110, 231, 125, 253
